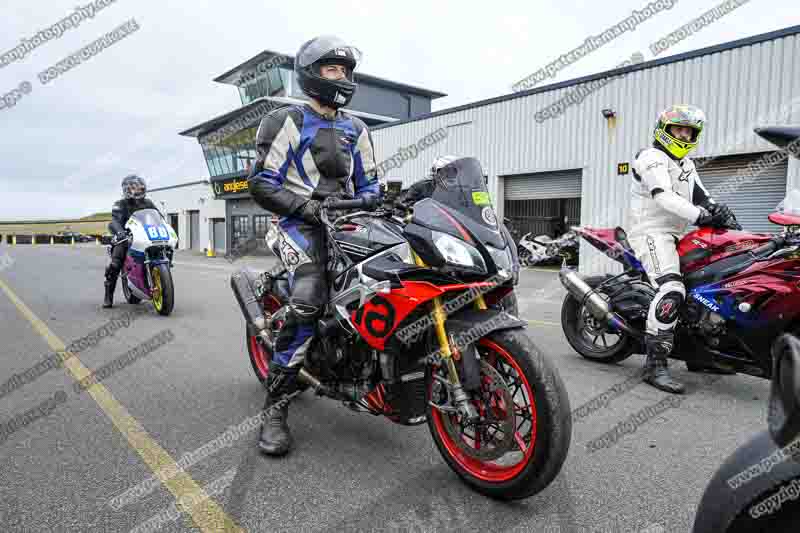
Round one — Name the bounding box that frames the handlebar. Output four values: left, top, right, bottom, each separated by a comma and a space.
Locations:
326, 197, 371, 210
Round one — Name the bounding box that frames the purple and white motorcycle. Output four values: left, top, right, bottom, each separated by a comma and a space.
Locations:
109, 208, 178, 316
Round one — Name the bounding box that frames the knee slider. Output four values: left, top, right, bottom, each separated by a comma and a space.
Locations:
653, 280, 685, 325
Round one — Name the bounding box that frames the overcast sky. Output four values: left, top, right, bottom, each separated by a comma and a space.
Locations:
1, 0, 797, 219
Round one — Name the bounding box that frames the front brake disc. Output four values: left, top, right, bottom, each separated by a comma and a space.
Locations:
440, 360, 516, 461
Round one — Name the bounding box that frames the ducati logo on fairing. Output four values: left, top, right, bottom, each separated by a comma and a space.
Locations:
691, 239, 707, 248
692, 293, 720, 312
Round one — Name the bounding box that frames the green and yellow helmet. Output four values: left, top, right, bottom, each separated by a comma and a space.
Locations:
653, 104, 706, 159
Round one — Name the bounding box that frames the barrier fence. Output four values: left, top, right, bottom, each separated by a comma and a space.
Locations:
1, 234, 112, 245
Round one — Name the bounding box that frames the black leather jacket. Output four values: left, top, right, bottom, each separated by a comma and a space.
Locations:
108, 198, 159, 234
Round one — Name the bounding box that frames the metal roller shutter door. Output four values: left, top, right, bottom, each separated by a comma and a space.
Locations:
189, 211, 200, 250
695, 152, 787, 234
504, 169, 583, 200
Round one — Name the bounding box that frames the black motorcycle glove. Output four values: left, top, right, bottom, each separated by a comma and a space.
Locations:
113, 230, 129, 244
695, 207, 714, 227
695, 205, 741, 229
298, 199, 323, 225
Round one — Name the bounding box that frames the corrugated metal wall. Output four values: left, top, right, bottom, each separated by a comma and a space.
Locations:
695, 152, 788, 234
373, 31, 800, 274
504, 169, 582, 199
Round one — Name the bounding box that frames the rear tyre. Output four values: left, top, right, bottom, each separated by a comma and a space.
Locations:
427, 329, 572, 500
561, 275, 636, 364
120, 273, 141, 304
246, 323, 271, 384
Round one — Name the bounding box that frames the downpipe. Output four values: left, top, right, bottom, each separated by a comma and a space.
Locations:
558, 268, 643, 339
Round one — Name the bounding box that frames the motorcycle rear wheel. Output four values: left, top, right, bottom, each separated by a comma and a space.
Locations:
561, 275, 636, 364
120, 273, 141, 304
427, 329, 571, 500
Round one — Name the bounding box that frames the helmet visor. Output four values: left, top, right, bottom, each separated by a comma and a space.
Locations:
296, 35, 362, 70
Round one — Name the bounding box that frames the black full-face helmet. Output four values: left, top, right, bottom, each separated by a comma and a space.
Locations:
295, 35, 362, 109
121, 174, 146, 200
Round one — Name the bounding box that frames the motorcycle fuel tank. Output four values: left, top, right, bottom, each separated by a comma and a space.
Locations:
677, 228, 773, 273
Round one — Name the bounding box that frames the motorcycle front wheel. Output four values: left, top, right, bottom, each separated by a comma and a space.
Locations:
427, 329, 571, 500
150, 264, 174, 316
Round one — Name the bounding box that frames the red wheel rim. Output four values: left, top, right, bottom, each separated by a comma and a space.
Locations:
249, 335, 270, 380
249, 294, 282, 381
430, 339, 538, 482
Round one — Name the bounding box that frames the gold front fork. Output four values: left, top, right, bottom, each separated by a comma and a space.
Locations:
412, 252, 462, 386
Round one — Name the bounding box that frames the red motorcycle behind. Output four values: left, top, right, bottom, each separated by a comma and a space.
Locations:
560, 126, 800, 380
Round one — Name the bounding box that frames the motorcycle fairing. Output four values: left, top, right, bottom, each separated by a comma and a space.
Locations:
573, 227, 643, 271
677, 228, 773, 273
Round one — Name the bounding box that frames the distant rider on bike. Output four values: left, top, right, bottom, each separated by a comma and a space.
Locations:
627, 104, 738, 394
104, 175, 159, 309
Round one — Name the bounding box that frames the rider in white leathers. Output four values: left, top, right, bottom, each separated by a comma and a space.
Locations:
627, 104, 738, 394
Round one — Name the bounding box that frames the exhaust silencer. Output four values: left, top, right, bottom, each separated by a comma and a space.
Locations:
230, 268, 268, 332
558, 268, 642, 339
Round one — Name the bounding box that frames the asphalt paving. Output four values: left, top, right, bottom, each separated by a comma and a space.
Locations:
0, 243, 771, 532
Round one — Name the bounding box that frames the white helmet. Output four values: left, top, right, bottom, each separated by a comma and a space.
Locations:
428, 155, 460, 180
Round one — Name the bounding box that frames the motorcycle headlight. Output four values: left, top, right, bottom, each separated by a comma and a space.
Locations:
487, 245, 513, 278
433, 231, 486, 272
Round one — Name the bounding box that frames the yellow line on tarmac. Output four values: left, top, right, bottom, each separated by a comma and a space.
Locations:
528, 319, 560, 327
0, 278, 243, 533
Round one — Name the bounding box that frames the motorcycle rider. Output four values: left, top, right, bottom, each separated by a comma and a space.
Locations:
104, 175, 160, 308
399, 155, 460, 206
628, 104, 738, 394
248, 35, 380, 456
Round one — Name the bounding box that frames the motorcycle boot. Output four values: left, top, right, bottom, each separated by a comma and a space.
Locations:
103, 266, 118, 308
258, 363, 299, 456
643, 332, 685, 394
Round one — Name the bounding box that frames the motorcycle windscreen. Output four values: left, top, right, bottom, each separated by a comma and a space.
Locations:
427, 157, 505, 248
130, 208, 164, 226
130, 209, 171, 241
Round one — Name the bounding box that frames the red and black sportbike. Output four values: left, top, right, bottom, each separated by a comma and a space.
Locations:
559, 126, 800, 380
232, 157, 571, 500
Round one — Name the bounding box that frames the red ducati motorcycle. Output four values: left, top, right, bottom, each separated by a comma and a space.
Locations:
232, 157, 571, 500
560, 126, 800, 380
